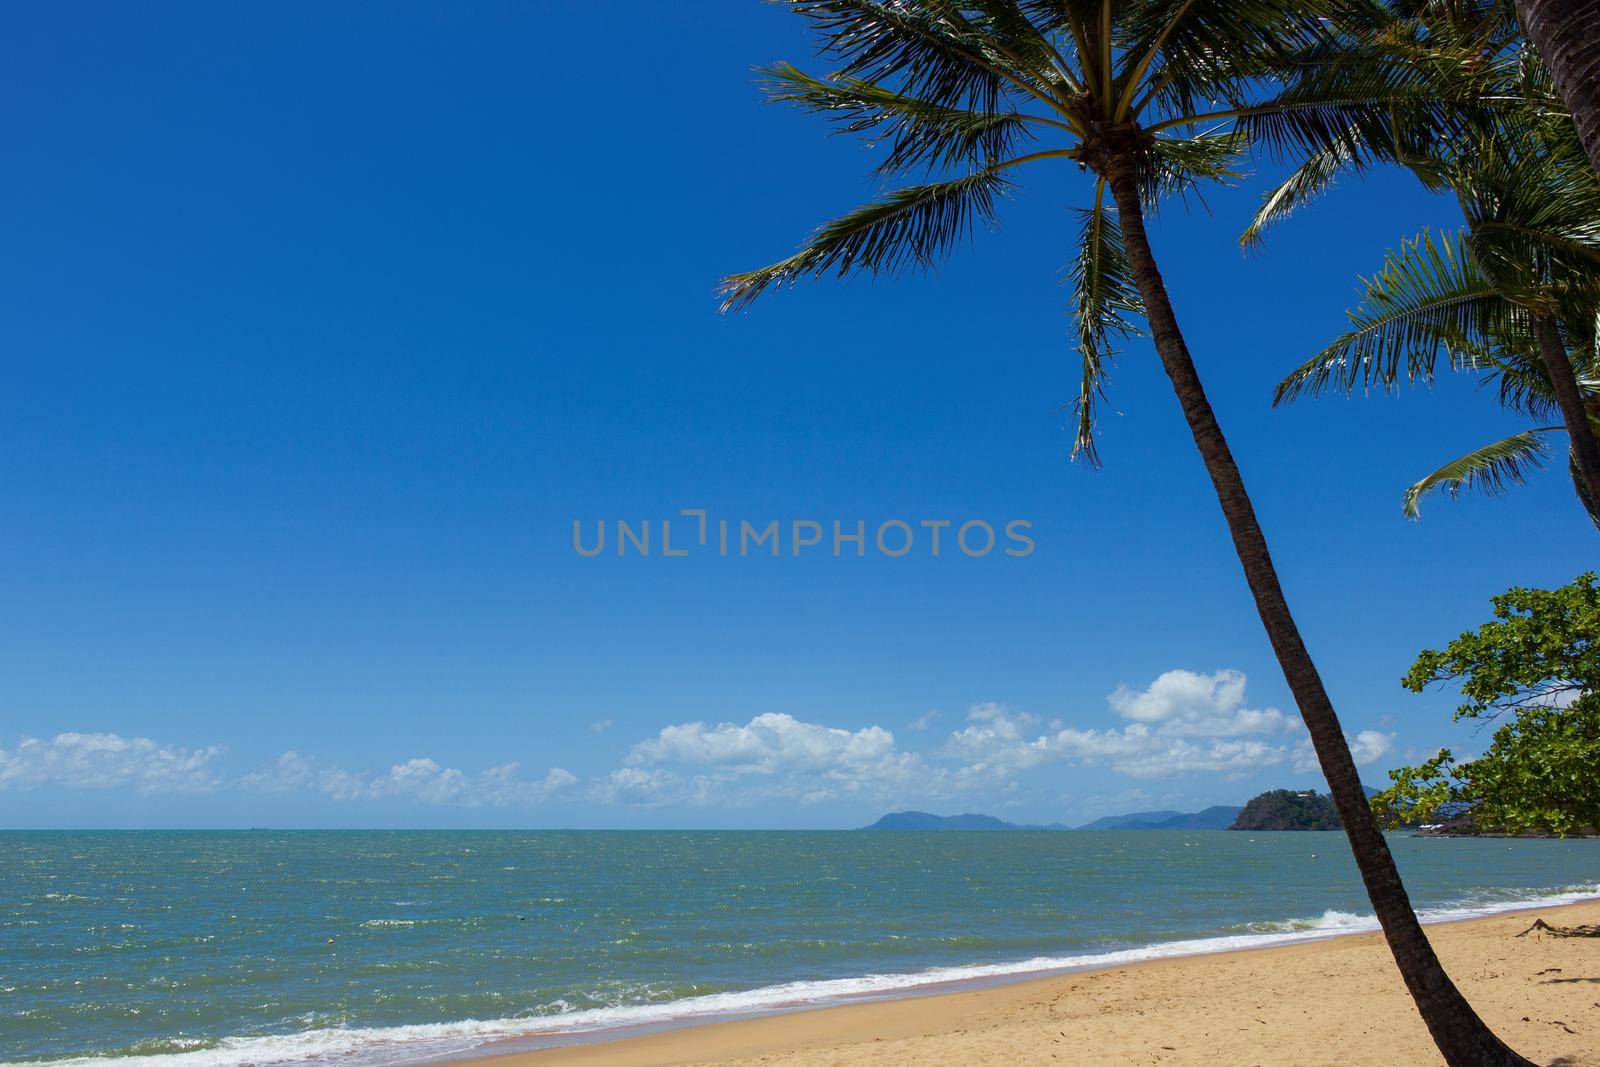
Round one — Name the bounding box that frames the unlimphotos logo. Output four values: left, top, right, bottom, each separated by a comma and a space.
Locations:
573, 508, 1034, 559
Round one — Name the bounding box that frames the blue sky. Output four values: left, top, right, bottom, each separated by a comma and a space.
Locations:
1, 2, 1592, 829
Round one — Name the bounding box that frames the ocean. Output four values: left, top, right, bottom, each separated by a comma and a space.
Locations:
3, 830, 1596, 1067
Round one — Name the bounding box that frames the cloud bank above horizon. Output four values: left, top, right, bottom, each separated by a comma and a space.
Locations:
0, 669, 1396, 819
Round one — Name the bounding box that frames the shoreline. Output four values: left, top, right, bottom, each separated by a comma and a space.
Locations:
14, 884, 1598, 1067
476, 898, 1600, 1066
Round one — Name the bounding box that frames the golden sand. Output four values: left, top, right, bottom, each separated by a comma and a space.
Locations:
485, 900, 1600, 1066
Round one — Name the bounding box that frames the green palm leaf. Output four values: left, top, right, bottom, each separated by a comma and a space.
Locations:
784, 0, 1033, 114
1067, 189, 1143, 465
1240, 131, 1359, 250
1120, 0, 1352, 124
718, 168, 1011, 311
1276, 231, 1511, 402
1402, 427, 1560, 517
757, 63, 1036, 175
1142, 130, 1249, 206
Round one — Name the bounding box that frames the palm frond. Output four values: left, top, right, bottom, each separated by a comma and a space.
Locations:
964, 0, 1079, 93
1454, 127, 1600, 300
1066, 189, 1143, 464
1232, 93, 1442, 167
1402, 427, 1560, 517
1232, 2, 1544, 247
1120, 0, 1351, 124
1240, 131, 1359, 250
1220, 30, 1476, 169
782, 0, 1038, 114
1141, 130, 1248, 206
1484, 358, 1561, 419
719, 168, 1010, 311
759, 62, 1035, 175
1276, 231, 1511, 402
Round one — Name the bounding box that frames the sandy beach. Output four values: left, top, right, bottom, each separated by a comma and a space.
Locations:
493, 900, 1600, 1067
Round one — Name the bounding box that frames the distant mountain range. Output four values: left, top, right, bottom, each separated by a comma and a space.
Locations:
861, 806, 1237, 832
1074, 805, 1243, 831
863, 789, 1378, 832
862, 811, 1073, 831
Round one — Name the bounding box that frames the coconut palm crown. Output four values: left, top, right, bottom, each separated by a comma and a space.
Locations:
718, 0, 1426, 462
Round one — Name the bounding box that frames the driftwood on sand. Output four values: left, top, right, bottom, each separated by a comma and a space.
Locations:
1515, 918, 1600, 938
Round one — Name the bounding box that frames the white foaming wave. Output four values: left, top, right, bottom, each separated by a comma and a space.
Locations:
1246, 882, 1600, 937
12, 883, 1597, 1067
1243, 909, 1375, 934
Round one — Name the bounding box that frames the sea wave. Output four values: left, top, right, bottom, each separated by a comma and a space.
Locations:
10, 882, 1596, 1067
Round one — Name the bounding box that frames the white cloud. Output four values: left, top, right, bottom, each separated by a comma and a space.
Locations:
939, 671, 1298, 784
944, 703, 1041, 758
592, 766, 723, 808
1293, 729, 1394, 773
0, 733, 224, 794
942, 704, 1053, 786
628, 712, 896, 775
619, 712, 943, 806
589, 719, 614, 733
1049, 727, 1289, 779
593, 676, 1303, 809
241, 752, 576, 807
907, 710, 942, 732
1350, 730, 1394, 766
1107, 669, 1291, 737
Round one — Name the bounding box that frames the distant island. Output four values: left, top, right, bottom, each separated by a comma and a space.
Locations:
1228, 789, 1342, 831
1225, 787, 1387, 830
864, 789, 1383, 832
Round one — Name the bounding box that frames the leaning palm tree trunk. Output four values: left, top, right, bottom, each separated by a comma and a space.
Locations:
1514, 0, 1600, 179
725, 4, 1535, 1058
1532, 314, 1600, 506
1100, 157, 1531, 1067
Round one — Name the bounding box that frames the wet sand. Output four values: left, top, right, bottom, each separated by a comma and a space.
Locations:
486, 900, 1600, 1066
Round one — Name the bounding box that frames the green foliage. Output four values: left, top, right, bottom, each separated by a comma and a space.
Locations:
1402, 572, 1600, 717
1372, 706, 1600, 835
719, 169, 1014, 311
1230, 789, 1342, 830
1373, 749, 1460, 827
1371, 574, 1600, 835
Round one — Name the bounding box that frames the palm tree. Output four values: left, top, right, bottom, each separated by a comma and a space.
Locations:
1247, 2, 1600, 522
1454, 124, 1600, 511
1279, 230, 1600, 519
719, 2, 1529, 1063
1512, 0, 1600, 179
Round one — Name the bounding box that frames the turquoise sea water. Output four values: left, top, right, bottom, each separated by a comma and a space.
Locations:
2, 830, 1596, 1066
